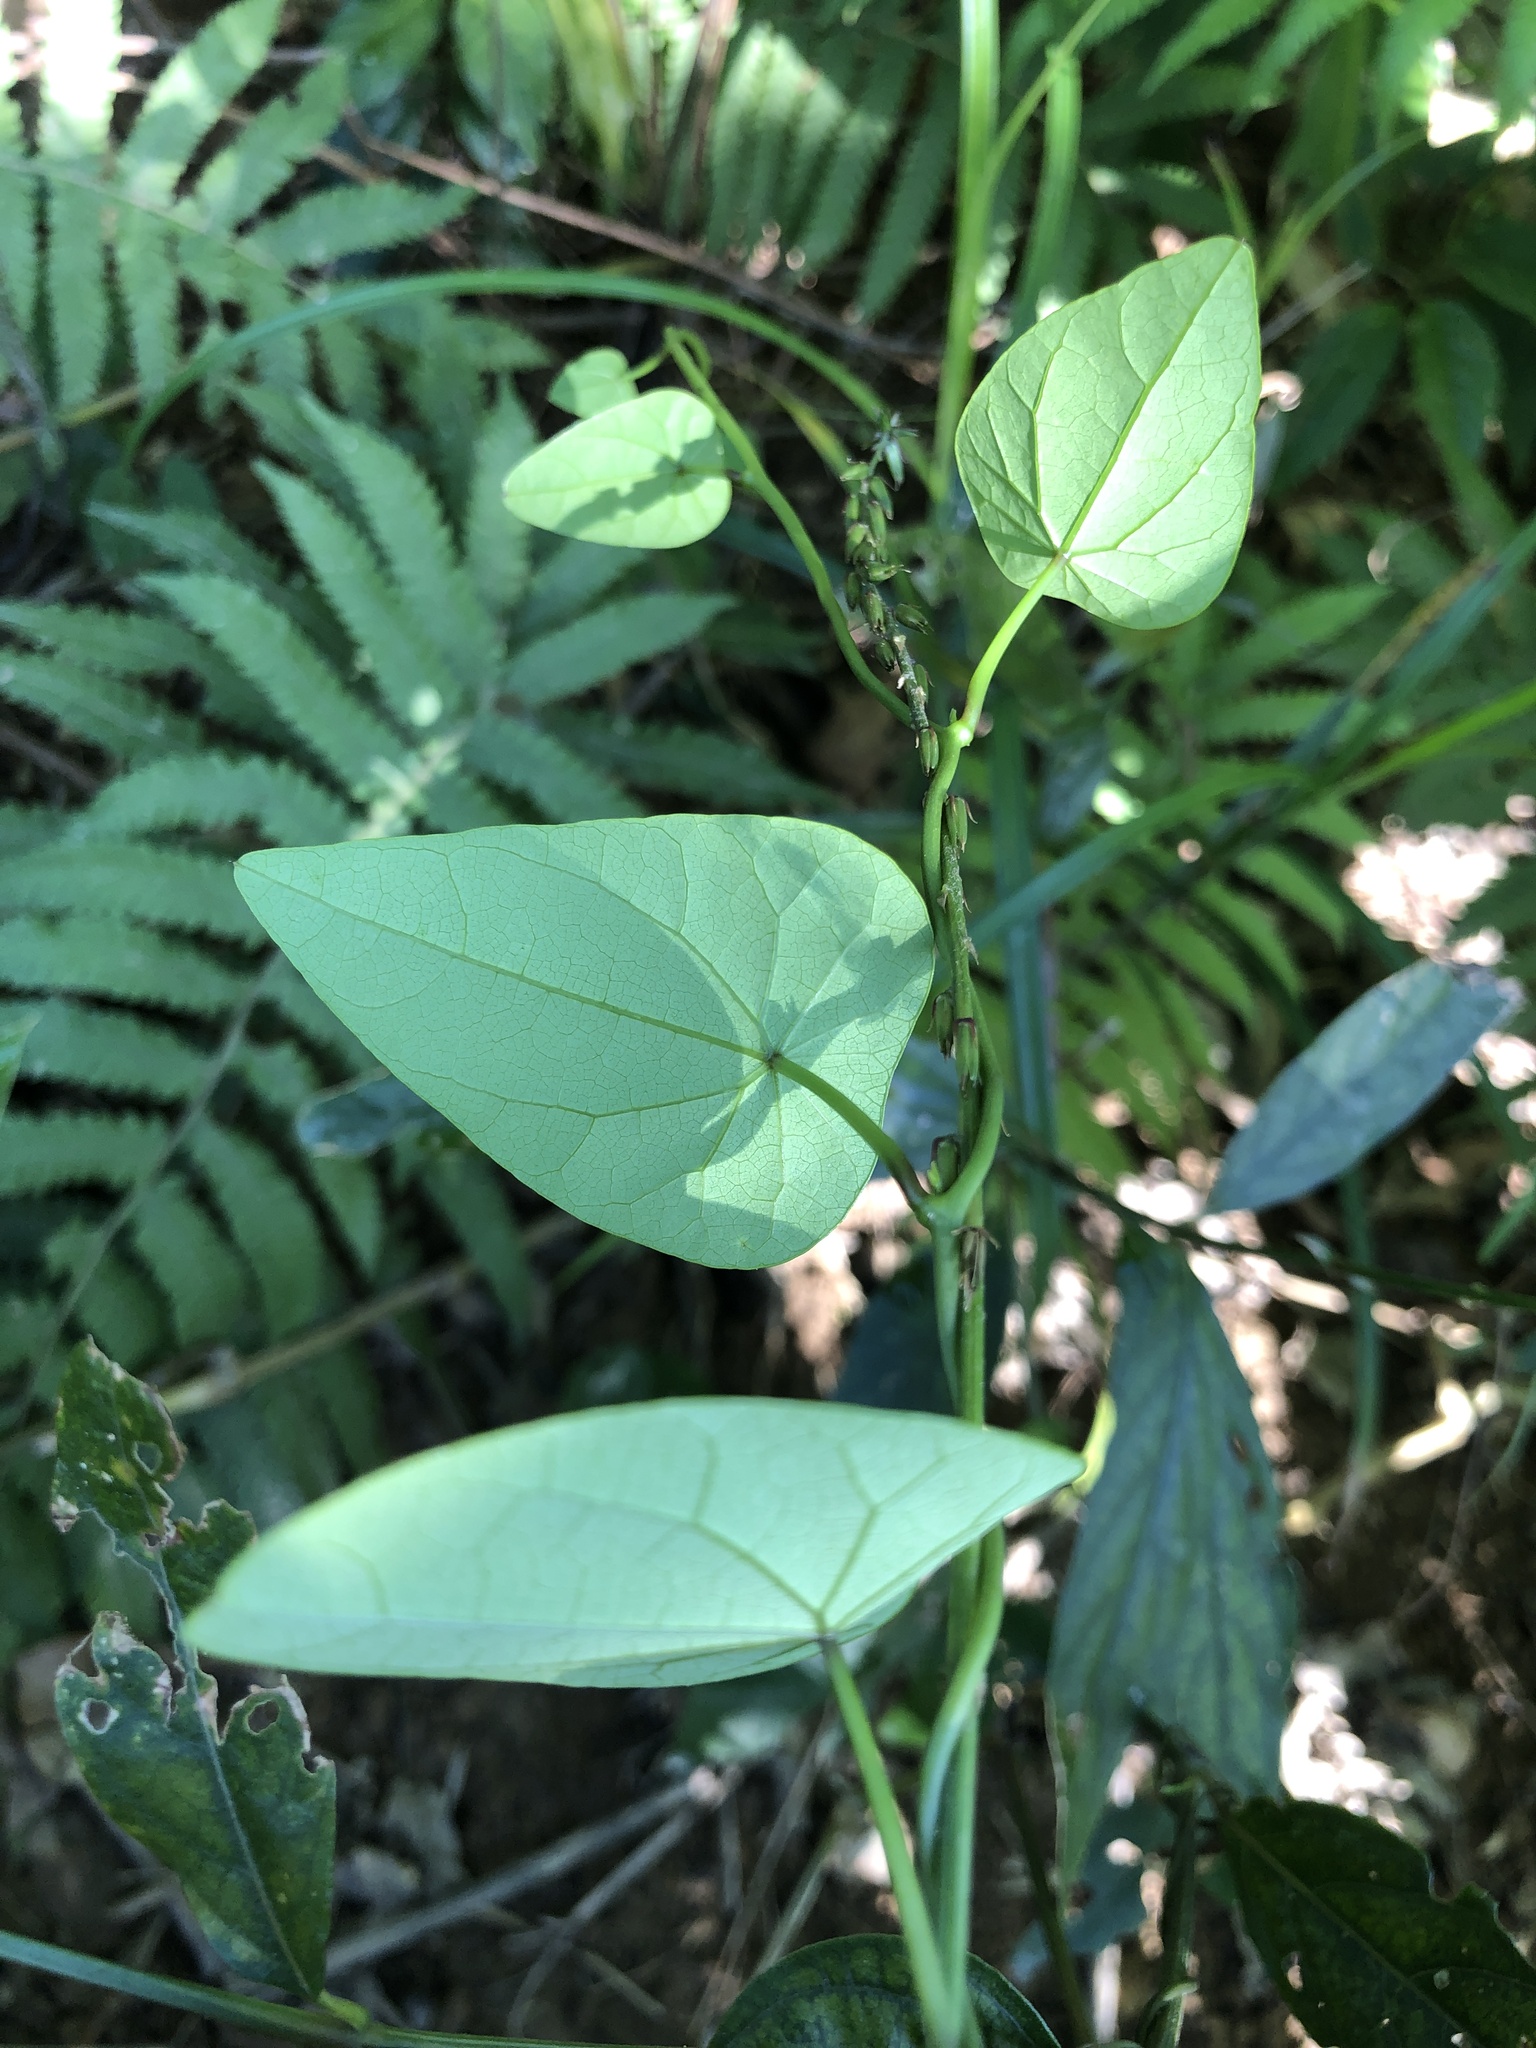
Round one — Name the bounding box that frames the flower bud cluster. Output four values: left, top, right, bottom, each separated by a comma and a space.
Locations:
839, 419, 933, 752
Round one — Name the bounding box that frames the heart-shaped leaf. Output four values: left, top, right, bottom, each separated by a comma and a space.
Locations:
1211, 961, 1518, 1214
502, 390, 731, 548
549, 346, 640, 417
957, 238, 1259, 629
188, 1399, 1082, 1686
235, 817, 933, 1268
712, 1936, 1061, 2048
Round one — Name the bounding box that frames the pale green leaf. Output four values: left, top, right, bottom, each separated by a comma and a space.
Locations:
187, 55, 349, 235
1211, 962, 1517, 1213
244, 183, 468, 269
235, 818, 932, 1268
548, 346, 638, 417
504, 592, 736, 707
956, 238, 1260, 629
117, 0, 283, 203
503, 393, 732, 550
1048, 1247, 1292, 1877
188, 1397, 1080, 1683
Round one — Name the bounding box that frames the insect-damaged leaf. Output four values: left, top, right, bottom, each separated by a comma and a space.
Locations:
1223, 1797, 1536, 2048
956, 238, 1259, 629
52, 1337, 180, 1550
712, 1936, 1062, 2048
56, 1617, 335, 1997
188, 1398, 1082, 1686
50, 1342, 332, 1996
502, 390, 731, 548
1211, 961, 1518, 1214
1047, 1246, 1293, 1878
235, 817, 933, 1269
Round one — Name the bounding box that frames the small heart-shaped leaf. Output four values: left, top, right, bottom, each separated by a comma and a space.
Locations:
503, 390, 731, 548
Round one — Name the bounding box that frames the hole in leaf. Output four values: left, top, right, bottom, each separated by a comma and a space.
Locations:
246, 1698, 280, 1734
132, 1441, 161, 1473
1284, 1952, 1303, 1990
80, 1698, 117, 1735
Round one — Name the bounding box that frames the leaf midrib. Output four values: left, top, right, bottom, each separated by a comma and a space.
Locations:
254, 869, 771, 1068
1049, 243, 1245, 565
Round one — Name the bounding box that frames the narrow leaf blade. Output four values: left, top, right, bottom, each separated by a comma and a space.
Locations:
1211, 961, 1518, 1213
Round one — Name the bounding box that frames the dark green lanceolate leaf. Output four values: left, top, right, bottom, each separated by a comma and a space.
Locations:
56, 1617, 334, 1996
1047, 1247, 1292, 1877
0, 1005, 38, 1115
1210, 962, 1517, 1214
1224, 1798, 1536, 2048
187, 1399, 1081, 1685
295, 1073, 448, 1157
48, 1343, 332, 1996
548, 346, 640, 417
502, 391, 732, 549
712, 1936, 1061, 2048
51, 1338, 179, 1550
1270, 305, 1402, 492
956, 239, 1260, 629
235, 818, 932, 1269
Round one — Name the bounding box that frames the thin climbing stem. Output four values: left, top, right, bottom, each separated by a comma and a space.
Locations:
663, 332, 911, 724
823, 1641, 955, 2048
1340, 1166, 1380, 1513
917, 1526, 1005, 1865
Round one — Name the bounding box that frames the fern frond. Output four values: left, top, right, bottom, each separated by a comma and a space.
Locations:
705, 24, 779, 253
315, 315, 384, 429
1144, 906, 1257, 1023
0, 845, 261, 944
117, 0, 284, 205
131, 1173, 252, 1346
737, 30, 820, 255
0, 1111, 166, 1196
505, 592, 736, 707
856, 71, 958, 322
5, 998, 206, 1102
188, 53, 349, 235
0, 35, 37, 333
1193, 878, 1303, 998
1235, 845, 1347, 944
0, 1294, 52, 1374
466, 714, 638, 822
44, 184, 110, 409
299, 397, 503, 694
1143, 0, 1278, 95
1205, 584, 1387, 693
517, 536, 641, 635
0, 599, 223, 678
466, 390, 536, 616
1202, 689, 1338, 742
421, 1150, 536, 1337
115, 207, 182, 395
254, 459, 463, 729
75, 750, 353, 847
143, 572, 402, 790
794, 43, 920, 271
0, 648, 200, 758
306, 1154, 384, 1277
1, 917, 250, 1015
68, 1249, 167, 1367
95, 503, 293, 601
188, 1121, 327, 1337
554, 715, 820, 807
0, 804, 57, 854
777, 37, 859, 240
246, 184, 468, 270
1247, 0, 1374, 99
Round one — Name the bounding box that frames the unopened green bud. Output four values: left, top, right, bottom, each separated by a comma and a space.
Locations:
933, 988, 955, 1050
845, 572, 862, 609
919, 727, 941, 773
844, 522, 871, 557
946, 795, 969, 854
840, 464, 870, 486
954, 1016, 980, 1086
895, 605, 929, 631
868, 478, 893, 517
864, 589, 887, 630
928, 1135, 960, 1194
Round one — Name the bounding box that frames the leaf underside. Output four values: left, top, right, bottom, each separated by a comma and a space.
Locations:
235, 816, 933, 1269
188, 1397, 1083, 1686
